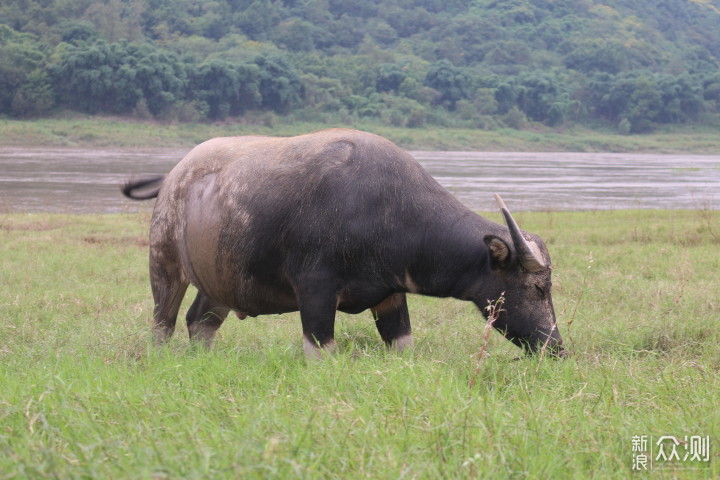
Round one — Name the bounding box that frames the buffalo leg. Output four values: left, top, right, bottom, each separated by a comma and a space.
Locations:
149, 239, 189, 344
371, 293, 413, 351
295, 277, 337, 359
186, 292, 229, 349
150, 275, 188, 345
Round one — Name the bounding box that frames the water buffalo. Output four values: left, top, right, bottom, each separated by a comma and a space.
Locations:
122, 129, 565, 358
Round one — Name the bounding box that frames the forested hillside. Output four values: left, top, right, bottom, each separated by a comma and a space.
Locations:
2, 0, 720, 132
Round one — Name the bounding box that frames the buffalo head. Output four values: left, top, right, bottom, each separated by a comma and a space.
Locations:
476, 195, 567, 357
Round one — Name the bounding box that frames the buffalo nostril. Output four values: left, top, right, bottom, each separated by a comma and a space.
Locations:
552, 347, 570, 358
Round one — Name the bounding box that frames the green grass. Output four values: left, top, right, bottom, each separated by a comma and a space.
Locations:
2, 114, 720, 152
1, 210, 719, 478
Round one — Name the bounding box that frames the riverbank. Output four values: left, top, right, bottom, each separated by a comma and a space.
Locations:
2, 115, 719, 153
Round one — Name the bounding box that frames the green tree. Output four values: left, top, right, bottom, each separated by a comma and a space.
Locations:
273, 19, 318, 52
11, 69, 54, 116
516, 73, 568, 125
3, 0, 720, 129
588, 72, 663, 132
382, 6, 436, 38
655, 74, 704, 123
51, 40, 187, 116
300, 73, 347, 111
82, 0, 146, 43
485, 40, 533, 69
423, 59, 470, 109
0, 25, 53, 116
329, 0, 378, 18
189, 60, 261, 119
254, 54, 303, 112
703, 72, 720, 112
55, 21, 101, 45
130, 44, 187, 115
624, 76, 662, 132
492, 80, 520, 115
375, 63, 406, 93
234, 1, 282, 38
565, 40, 630, 74
322, 14, 364, 50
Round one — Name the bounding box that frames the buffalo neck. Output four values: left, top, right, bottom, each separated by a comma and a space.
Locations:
400, 208, 498, 299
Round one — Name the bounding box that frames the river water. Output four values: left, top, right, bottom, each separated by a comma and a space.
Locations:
1, 147, 718, 213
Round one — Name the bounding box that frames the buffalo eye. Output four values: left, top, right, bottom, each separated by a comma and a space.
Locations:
535, 284, 545, 299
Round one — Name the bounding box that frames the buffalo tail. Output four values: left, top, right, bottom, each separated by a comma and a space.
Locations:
121, 175, 165, 200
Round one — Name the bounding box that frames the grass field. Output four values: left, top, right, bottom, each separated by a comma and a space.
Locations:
2, 115, 720, 153
1, 209, 719, 478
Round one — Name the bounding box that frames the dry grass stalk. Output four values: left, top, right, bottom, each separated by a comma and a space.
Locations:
468, 292, 505, 391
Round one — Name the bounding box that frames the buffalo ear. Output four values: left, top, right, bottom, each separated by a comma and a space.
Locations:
484, 235, 511, 266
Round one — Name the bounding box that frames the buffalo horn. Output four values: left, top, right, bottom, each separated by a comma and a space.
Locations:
494, 194, 546, 272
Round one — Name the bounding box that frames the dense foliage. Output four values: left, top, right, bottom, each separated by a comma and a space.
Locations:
2, 0, 720, 131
